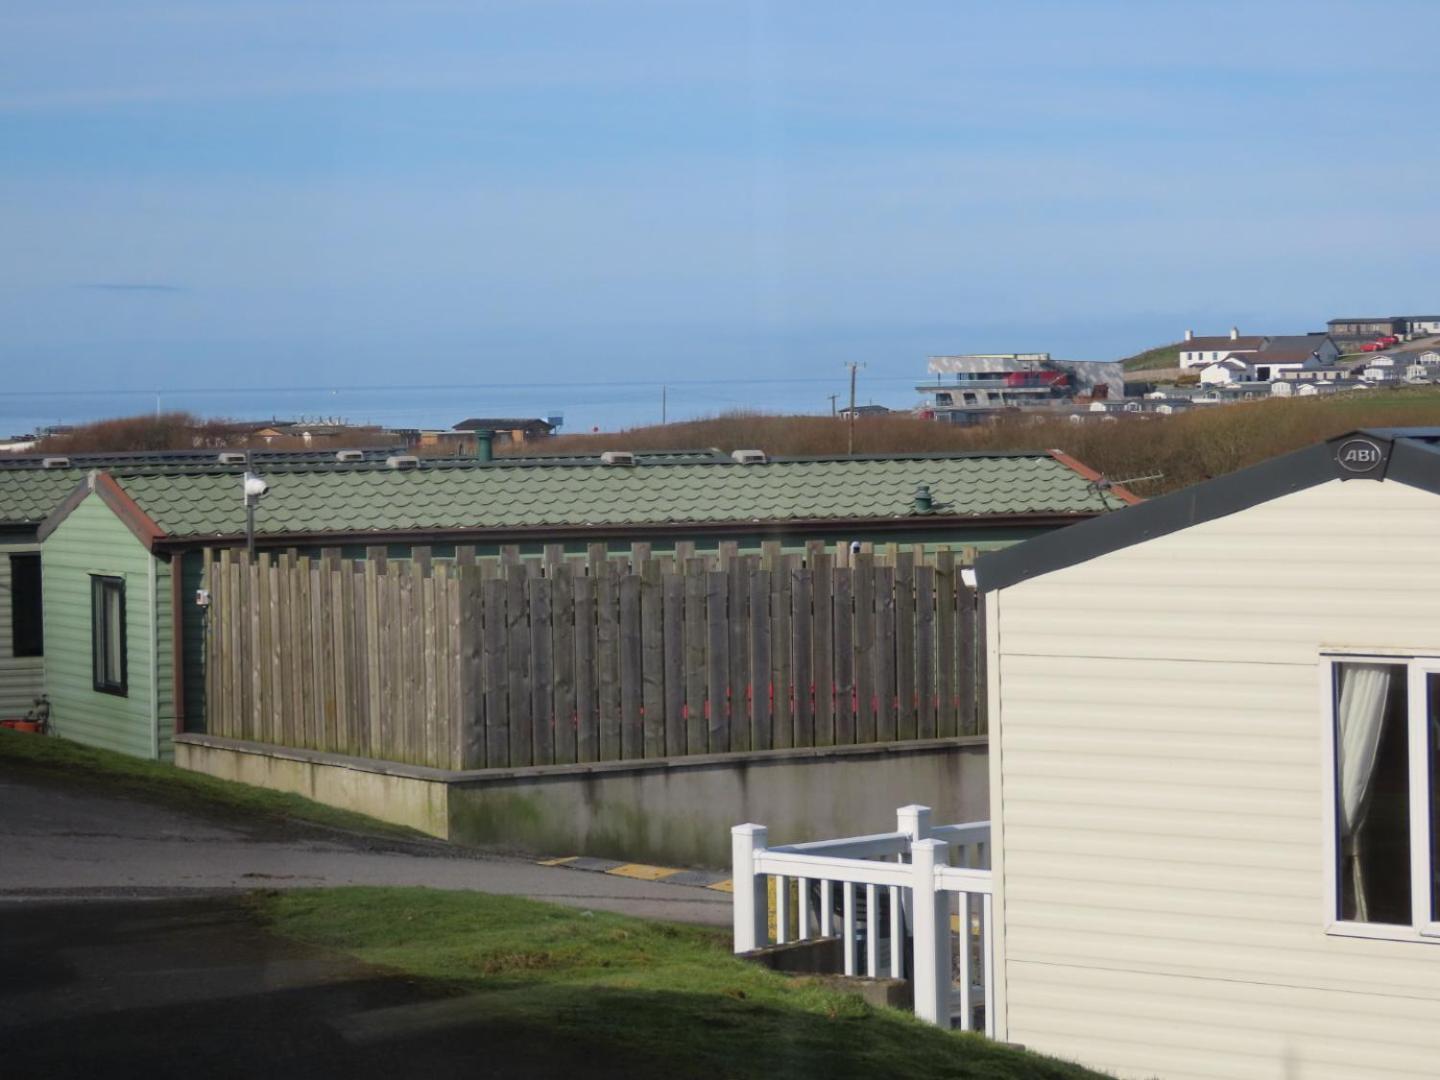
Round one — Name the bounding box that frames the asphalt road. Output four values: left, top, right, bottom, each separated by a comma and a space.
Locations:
1, 897, 641, 1079
0, 765, 730, 925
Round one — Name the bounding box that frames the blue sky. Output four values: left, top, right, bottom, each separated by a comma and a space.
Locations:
2, 1, 1438, 426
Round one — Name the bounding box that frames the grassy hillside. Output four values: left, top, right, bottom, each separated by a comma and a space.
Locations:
509, 387, 1440, 497
1120, 341, 1183, 371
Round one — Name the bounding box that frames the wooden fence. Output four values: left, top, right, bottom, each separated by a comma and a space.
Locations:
202, 543, 986, 771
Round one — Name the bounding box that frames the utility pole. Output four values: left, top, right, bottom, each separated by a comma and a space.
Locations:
827, 393, 838, 418
845, 362, 865, 454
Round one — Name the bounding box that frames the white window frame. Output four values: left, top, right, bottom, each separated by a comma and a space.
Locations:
1320, 652, 1440, 943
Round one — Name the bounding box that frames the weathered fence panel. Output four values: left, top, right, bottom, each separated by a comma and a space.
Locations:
202, 547, 987, 771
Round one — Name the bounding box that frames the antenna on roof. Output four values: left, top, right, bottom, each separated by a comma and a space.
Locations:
1087, 471, 1164, 500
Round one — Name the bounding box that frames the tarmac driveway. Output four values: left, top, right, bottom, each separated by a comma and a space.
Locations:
1, 896, 636, 1079
0, 764, 729, 925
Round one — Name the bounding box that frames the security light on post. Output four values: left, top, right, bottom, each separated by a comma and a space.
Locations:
242, 471, 268, 559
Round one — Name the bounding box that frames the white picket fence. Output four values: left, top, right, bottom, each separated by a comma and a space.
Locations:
731, 805, 994, 1034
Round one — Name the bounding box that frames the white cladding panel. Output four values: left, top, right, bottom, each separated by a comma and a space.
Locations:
992, 478, 1440, 1079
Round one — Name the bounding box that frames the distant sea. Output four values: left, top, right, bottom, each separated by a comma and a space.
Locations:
0, 377, 921, 440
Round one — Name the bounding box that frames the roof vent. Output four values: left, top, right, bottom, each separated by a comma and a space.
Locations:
600, 451, 636, 466
386, 455, 420, 470
335, 449, 363, 462
731, 449, 768, 465
216, 452, 247, 465
42, 456, 69, 469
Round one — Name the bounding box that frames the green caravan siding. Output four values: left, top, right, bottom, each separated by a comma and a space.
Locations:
155, 554, 175, 759
181, 551, 207, 733
41, 495, 165, 760
0, 541, 45, 716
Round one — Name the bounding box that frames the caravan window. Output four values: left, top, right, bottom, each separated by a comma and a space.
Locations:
10, 553, 42, 658
91, 575, 127, 696
1328, 658, 1440, 937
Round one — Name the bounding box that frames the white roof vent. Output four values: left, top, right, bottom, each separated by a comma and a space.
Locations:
386, 455, 420, 470
335, 449, 363, 462
42, 456, 70, 468
216, 452, 247, 465
731, 449, 767, 465
600, 450, 636, 466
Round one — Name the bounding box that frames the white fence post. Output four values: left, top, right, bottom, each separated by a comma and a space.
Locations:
897, 804, 932, 976
897, 804, 932, 842
911, 837, 952, 1027
732, 823, 768, 953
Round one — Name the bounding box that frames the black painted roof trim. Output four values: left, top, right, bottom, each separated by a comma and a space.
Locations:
976, 429, 1440, 593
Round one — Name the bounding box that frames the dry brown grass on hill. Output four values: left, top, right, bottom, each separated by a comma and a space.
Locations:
33, 413, 222, 452
32, 413, 393, 454
515, 390, 1440, 495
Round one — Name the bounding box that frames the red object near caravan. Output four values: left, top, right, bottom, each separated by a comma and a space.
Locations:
1003, 370, 1069, 388
1359, 341, 1387, 352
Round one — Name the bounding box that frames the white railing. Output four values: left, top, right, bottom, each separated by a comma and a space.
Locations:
732, 805, 993, 1035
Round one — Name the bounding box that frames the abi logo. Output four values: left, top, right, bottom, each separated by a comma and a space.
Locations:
1335, 437, 1385, 474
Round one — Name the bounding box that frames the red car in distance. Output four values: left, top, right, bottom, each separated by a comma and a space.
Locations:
1359, 341, 1388, 352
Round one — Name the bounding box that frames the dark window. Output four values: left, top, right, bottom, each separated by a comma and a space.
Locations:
10, 553, 42, 658
91, 575, 127, 696
1429, 674, 1440, 924
1333, 662, 1409, 924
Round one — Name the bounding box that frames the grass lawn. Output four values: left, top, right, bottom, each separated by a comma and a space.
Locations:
0, 728, 417, 838
1120, 341, 1183, 371
257, 886, 1111, 1080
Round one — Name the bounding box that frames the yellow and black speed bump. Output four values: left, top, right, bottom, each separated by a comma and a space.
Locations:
537, 855, 731, 891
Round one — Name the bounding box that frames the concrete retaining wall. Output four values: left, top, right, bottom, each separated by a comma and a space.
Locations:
174, 737, 453, 838
175, 734, 988, 868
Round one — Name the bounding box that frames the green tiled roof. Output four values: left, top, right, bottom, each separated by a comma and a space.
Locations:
112, 454, 1123, 539
0, 451, 718, 528
0, 469, 85, 526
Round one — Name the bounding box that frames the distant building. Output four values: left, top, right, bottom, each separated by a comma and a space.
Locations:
1178, 328, 1266, 369
1177, 330, 1338, 370
1327, 315, 1440, 341
1197, 357, 1250, 385
917, 354, 1122, 425
1328, 316, 1405, 339
837, 404, 893, 419
1248, 335, 1340, 378
1361, 356, 1400, 382
453, 417, 559, 441
1180, 332, 1338, 383
409, 417, 563, 451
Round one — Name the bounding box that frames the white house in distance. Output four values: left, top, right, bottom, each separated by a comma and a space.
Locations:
1178, 327, 1265, 368
1197, 356, 1249, 385
1187, 332, 1340, 383
1248, 334, 1341, 379
974, 428, 1440, 1080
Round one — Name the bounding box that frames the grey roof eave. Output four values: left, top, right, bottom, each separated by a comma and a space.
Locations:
975, 431, 1440, 593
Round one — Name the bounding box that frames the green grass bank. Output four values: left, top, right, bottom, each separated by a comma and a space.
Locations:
0, 728, 416, 837
257, 886, 1109, 1080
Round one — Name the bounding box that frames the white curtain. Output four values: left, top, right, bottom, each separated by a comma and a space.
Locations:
1337, 663, 1393, 921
